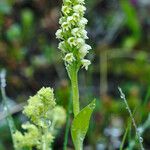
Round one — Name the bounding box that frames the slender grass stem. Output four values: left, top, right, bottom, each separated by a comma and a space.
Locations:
0, 70, 16, 149
63, 93, 72, 150
71, 69, 80, 117
118, 87, 144, 150
120, 119, 131, 150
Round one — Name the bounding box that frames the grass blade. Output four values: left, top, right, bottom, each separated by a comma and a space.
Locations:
120, 119, 131, 150
118, 87, 144, 150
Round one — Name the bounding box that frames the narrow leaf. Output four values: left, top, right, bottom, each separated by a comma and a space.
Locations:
71, 99, 96, 150
120, 119, 131, 150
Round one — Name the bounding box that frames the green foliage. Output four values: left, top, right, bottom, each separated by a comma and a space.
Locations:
120, 0, 141, 37
21, 9, 34, 41
1, 0, 150, 149
21, 9, 34, 29
6, 24, 22, 42
120, 0, 141, 48
0, 0, 12, 14
71, 99, 96, 150
13, 87, 66, 150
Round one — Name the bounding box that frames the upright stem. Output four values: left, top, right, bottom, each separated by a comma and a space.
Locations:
42, 128, 50, 150
70, 69, 80, 117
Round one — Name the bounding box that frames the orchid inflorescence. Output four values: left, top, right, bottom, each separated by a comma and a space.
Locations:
56, 0, 91, 70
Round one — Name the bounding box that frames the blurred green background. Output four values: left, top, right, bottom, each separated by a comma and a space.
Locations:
0, 0, 150, 149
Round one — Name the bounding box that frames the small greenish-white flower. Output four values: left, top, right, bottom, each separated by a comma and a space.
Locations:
72, 13, 80, 22
55, 29, 63, 39
62, 5, 72, 15
62, 22, 70, 31
73, 5, 86, 15
58, 41, 66, 52
71, 28, 88, 39
79, 44, 91, 58
68, 37, 77, 47
81, 59, 91, 70
71, 28, 80, 37
78, 17, 88, 27
76, 29, 88, 39
68, 37, 84, 48
80, 29, 88, 39
64, 53, 75, 64
67, 16, 76, 26
76, 38, 85, 47
81, 44, 92, 51
59, 17, 66, 25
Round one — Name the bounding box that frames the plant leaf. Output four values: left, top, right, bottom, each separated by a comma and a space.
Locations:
71, 99, 96, 150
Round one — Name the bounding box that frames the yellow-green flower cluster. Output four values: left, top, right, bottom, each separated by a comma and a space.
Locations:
13, 122, 54, 149
13, 122, 41, 149
23, 87, 56, 127
13, 87, 66, 149
56, 0, 91, 70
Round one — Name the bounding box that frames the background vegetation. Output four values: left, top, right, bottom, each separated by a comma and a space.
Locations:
0, 0, 150, 149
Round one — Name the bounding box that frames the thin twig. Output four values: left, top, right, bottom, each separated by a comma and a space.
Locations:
118, 87, 144, 150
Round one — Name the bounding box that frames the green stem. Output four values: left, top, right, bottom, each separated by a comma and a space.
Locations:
42, 128, 50, 150
70, 69, 80, 117
70, 68, 82, 150
118, 87, 144, 150
120, 120, 131, 150
75, 140, 83, 150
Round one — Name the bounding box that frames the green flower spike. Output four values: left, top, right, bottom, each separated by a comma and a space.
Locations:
56, 0, 92, 71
